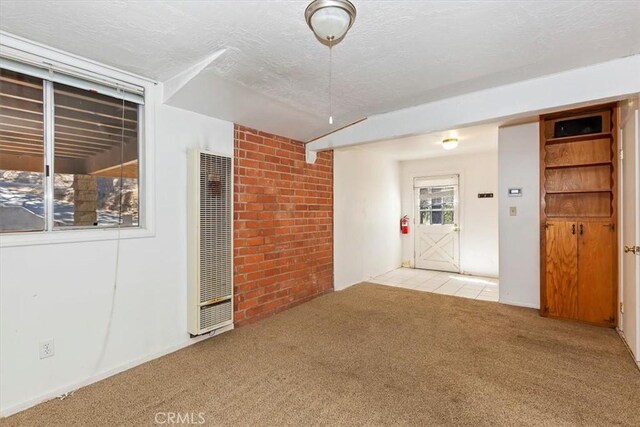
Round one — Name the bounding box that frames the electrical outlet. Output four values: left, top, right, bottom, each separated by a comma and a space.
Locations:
40, 339, 55, 359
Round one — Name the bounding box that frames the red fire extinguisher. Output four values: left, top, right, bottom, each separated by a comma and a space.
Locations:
400, 215, 409, 234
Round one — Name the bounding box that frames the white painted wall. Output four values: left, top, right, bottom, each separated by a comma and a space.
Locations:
334, 149, 402, 290
497, 122, 540, 309
400, 151, 499, 277
0, 102, 234, 415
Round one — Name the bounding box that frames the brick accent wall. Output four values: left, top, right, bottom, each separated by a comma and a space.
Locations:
233, 125, 333, 326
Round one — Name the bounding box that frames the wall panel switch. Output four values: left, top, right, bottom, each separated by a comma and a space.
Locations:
509, 206, 517, 216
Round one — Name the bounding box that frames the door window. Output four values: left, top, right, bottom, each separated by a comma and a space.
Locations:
418, 186, 455, 225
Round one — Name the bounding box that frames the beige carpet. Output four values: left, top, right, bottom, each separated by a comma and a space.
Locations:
4, 283, 640, 426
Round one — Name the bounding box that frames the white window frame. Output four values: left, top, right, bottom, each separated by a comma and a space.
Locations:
0, 31, 158, 247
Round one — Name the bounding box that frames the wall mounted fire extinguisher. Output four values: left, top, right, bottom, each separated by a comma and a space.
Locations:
400, 215, 409, 234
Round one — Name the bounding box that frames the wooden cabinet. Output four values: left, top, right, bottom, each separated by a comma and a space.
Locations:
540, 105, 618, 327
544, 221, 578, 319
543, 220, 615, 325
577, 221, 615, 324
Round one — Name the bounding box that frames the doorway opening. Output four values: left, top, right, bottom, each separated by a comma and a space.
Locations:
333, 122, 500, 301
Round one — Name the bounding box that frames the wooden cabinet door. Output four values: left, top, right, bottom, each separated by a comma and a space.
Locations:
578, 221, 615, 325
545, 221, 578, 319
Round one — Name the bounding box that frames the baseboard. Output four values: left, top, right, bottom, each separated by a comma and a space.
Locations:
334, 265, 403, 291
498, 298, 539, 309
0, 323, 234, 418
459, 271, 499, 279
337, 279, 389, 291
616, 328, 640, 371
334, 280, 361, 291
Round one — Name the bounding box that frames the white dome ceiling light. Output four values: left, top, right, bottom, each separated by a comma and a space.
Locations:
305, 0, 357, 125
442, 138, 459, 150
305, 0, 356, 46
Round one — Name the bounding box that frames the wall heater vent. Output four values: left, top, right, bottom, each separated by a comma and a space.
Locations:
188, 149, 233, 336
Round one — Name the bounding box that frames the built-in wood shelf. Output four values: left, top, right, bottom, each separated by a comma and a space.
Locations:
545, 161, 613, 169
546, 214, 612, 218
545, 189, 612, 195
545, 132, 612, 145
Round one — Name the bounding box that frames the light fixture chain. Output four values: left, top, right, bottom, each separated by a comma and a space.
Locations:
329, 42, 333, 125
305, 0, 357, 126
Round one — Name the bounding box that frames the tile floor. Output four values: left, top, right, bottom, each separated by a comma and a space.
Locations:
368, 267, 499, 302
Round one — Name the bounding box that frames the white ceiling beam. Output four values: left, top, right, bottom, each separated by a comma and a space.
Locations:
306, 54, 640, 155
162, 48, 227, 103
166, 70, 327, 142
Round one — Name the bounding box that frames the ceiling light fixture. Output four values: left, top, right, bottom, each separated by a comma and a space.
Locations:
442, 138, 459, 150
305, 0, 356, 125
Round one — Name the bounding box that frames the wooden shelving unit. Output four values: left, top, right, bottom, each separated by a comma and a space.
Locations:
545, 160, 612, 169
541, 107, 615, 219
545, 189, 612, 195
540, 103, 618, 328
545, 132, 612, 145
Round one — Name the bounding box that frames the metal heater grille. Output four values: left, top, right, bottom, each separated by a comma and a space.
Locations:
200, 301, 233, 330
199, 153, 232, 304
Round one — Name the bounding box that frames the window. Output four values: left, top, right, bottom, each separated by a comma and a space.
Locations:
418, 186, 455, 225
0, 64, 143, 233
0, 70, 45, 232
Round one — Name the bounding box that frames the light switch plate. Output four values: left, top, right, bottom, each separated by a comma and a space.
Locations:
509, 206, 517, 216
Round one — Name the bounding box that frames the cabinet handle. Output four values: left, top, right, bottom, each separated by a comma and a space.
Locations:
579, 224, 584, 235
572, 224, 576, 235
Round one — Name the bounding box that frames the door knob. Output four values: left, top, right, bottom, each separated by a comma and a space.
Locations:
452, 224, 460, 232
624, 245, 640, 255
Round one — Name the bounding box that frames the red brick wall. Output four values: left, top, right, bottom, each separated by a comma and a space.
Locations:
233, 125, 333, 326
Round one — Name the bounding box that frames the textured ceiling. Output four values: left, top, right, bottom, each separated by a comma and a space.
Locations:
342, 123, 498, 161
1, 1, 639, 140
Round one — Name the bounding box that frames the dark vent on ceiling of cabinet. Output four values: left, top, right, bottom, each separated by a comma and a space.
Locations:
553, 115, 603, 138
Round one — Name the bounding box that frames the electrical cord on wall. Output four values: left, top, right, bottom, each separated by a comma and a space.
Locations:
94, 87, 126, 373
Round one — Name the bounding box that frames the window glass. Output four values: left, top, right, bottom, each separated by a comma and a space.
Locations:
418, 186, 456, 226
0, 69, 45, 232
0, 67, 142, 234
53, 83, 139, 228
443, 210, 454, 224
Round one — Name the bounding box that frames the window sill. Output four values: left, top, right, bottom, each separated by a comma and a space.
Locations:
0, 226, 155, 248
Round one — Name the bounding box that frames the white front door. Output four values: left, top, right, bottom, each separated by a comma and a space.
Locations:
414, 175, 460, 272
620, 99, 640, 362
